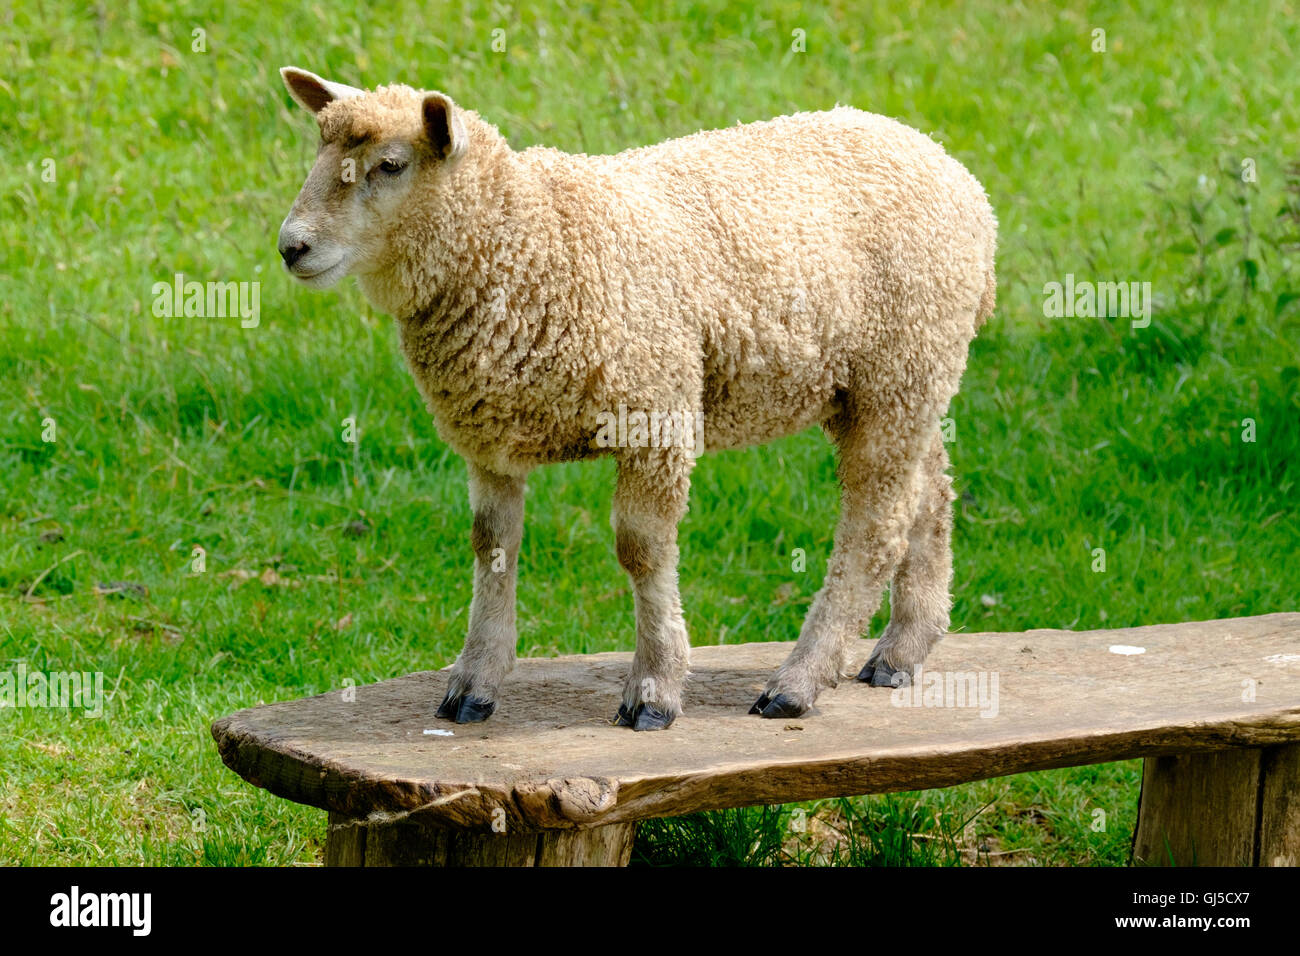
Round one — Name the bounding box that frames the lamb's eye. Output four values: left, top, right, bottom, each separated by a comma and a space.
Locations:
377, 158, 406, 174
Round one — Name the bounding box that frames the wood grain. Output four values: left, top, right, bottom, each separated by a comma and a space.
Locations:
213, 613, 1300, 832
1257, 743, 1300, 866
1132, 750, 1261, 865
325, 813, 635, 866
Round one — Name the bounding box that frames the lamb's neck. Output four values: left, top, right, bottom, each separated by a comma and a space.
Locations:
384, 149, 561, 380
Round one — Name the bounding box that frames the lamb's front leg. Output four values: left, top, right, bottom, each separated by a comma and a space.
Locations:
437, 463, 525, 723
610, 449, 693, 731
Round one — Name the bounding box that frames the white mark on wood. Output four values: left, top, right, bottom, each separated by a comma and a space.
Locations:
1263, 654, 1300, 667
1108, 645, 1146, 655
423, 728, 455, 736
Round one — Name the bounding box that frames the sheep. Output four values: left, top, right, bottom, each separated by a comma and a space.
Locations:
276, 67, 997, 731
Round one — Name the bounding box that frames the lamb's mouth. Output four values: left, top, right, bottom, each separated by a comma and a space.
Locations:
290, 257, 349, 287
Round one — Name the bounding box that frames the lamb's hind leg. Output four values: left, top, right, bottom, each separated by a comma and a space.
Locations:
437, 464, 525, 723
752, 408, 929, 718
859, 433, 955, 688
610, 448, 693, 731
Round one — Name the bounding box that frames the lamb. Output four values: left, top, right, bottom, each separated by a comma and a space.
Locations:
276, 67, 998, 731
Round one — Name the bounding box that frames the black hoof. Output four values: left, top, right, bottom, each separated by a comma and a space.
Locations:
749, 692, 807, 719
612, 702, 676, 731
436, 689, 496, 723
857, 658, 911, 688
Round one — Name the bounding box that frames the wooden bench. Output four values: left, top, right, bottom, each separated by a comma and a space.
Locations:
212, 612, 1300, 866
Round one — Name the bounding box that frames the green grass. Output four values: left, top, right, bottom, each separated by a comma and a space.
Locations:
2, 0, 1298, 865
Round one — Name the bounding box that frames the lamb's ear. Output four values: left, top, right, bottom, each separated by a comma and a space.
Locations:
423, 92, 467, 163
280, 67, 363, 114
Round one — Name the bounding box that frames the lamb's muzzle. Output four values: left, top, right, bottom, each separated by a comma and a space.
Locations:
277, 237, 309, 269
276, 66, 998, 730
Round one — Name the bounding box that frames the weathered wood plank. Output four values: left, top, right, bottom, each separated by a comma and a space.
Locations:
213, 613, 1300, 831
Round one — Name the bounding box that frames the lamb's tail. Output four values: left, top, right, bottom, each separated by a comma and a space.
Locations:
975, 264, 996, 330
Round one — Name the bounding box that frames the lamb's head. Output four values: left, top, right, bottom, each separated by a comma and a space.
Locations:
276, 67, 468, 290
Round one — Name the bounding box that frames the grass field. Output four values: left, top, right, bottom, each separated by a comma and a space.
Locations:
2, 0, 1298, 865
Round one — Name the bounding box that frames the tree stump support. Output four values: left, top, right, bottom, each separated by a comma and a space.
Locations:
323, 813, 635, 867
1132, 742, 1300, 866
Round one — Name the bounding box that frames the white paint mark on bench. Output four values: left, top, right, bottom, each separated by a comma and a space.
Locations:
1108, 645, 1146, 655
423, 728, 455, 736
1264, 654, 1300, 667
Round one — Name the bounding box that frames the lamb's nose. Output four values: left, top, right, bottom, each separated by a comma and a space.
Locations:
279, 240, 309, 268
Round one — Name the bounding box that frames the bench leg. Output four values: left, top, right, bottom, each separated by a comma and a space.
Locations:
1132, 743, 1300, 866
324, 812, 637, 867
